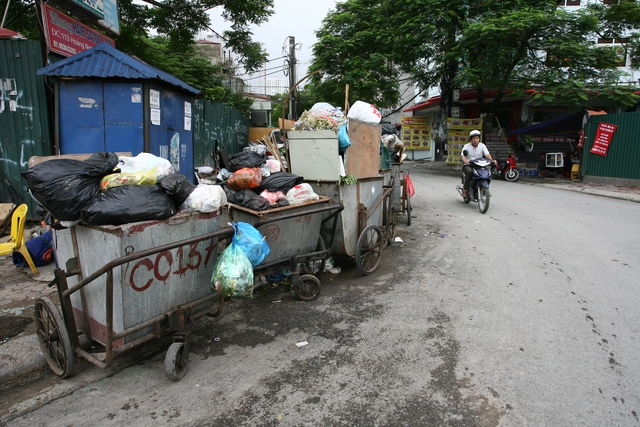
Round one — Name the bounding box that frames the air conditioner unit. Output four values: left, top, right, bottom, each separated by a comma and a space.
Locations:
251, 111, 270, 127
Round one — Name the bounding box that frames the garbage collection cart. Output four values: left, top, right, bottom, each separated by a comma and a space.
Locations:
227, 197, 343, 301
287, 119, 395, 275
35, 211, 234, 381
388, 162, 413, 226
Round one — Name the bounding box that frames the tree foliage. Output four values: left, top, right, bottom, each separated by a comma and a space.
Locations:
306, 0, 400, 108
127, 36, 253, 114
1, 0, 273, 72
308, 0, 640, 112
117, 0, 273, 73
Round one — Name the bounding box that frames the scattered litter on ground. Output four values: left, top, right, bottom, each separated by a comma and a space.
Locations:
325, 258, 341, 274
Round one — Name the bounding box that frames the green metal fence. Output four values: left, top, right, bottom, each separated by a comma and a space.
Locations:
193, 100, 249, 169
582, 111, 640, 182
0, 40, 53, 218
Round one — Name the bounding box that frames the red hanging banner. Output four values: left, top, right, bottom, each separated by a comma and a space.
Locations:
590, 122, 617, 157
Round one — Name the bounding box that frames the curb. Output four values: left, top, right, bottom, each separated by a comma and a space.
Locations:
0, 335, 46, 384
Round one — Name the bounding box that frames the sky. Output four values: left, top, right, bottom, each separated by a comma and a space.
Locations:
203, 0, 342, 94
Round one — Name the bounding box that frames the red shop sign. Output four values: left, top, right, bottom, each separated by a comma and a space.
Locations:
42, 4, 115, 58
590, 122, 617, 157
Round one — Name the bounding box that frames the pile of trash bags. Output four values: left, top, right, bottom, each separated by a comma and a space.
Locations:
22, 152, 224, 227
22, 150, 323, 227
217, 150, 321, 211
292, 102, 347, 131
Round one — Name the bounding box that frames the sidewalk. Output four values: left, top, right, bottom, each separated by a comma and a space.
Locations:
1, 162, 639, 386
0, 247, 57, 385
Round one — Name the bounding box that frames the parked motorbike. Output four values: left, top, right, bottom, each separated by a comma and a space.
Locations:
491, 153, 519, 182
456, 157, 492, 214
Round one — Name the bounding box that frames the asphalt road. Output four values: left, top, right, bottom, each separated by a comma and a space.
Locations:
2, 168, 640, 426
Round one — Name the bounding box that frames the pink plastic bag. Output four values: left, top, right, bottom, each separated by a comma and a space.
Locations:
260, 190, 286, 204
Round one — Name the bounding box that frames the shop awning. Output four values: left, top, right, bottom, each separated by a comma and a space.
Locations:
508, 112, 584, 138
508, 110, 607, 139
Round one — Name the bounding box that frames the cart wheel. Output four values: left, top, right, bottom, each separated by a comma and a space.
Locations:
34, 297, 73, 378
165, 342, 188, 381
356, 225, 383, 275
293, 274, 321, 301
302, 237, 326, 275
406, 194, 412, 226
385, 206, 396, 245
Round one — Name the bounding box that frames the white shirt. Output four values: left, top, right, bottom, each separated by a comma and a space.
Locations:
462, 142, 490, 161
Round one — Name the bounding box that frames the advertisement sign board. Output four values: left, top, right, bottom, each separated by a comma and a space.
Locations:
97, 0, 120, 35
400, 116, 431, 151
445, 117, 483, 165
42, 4, 115, 57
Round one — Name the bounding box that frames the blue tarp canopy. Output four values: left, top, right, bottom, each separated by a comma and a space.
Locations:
508, 111, 585, 139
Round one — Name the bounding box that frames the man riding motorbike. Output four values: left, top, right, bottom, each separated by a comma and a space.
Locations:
461, 130, 497, 199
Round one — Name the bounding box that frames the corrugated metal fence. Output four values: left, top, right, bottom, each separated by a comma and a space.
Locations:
193, 100, 249, 168
583, 111, 640, 184
0, 39, 52, 218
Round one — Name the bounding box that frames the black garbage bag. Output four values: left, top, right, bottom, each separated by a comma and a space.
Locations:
80, 185, 176, 226
227, 151, 266, 172
256, 172, 304, 194
227, 189, 270, 211
381, 123, 399, 136
22, 152, 119, 221
157, 174, 196, 206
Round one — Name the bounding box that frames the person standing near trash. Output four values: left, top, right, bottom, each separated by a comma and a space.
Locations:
461, 129, 497, 199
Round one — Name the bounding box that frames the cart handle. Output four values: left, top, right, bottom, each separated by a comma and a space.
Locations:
60, 226, 236, 298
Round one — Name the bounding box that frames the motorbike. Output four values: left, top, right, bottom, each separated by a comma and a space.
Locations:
491, 153, 519, 182
456, 157, 492, 214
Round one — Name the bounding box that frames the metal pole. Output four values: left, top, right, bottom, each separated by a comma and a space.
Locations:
288, 36, 296, 120
1, 0, 11, 28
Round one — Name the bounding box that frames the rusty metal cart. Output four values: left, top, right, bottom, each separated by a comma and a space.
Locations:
286, 120, 397, 275
35, 211, 235, 381
389, 162, 412, 226
306, 178, 396, 275
227, 197, 344, 301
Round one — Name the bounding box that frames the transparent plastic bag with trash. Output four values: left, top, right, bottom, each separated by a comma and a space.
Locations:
211, 231, 254, 298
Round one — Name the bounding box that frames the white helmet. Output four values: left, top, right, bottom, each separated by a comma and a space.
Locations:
469, 130, 481, 140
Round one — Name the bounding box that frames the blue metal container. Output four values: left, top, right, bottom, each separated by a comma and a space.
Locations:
38, 44, 199, 182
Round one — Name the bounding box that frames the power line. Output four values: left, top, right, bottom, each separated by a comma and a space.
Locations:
242, 69, 287, 81
237, 64, 285, 77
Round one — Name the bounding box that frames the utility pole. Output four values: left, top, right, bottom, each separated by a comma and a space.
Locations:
288, 36, 297, 120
